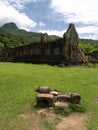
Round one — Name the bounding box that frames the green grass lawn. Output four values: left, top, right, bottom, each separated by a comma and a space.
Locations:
0, 63, 98, 130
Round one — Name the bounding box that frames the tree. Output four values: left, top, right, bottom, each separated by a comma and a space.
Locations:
79, 42, 94, 53
0, 42, 4, 48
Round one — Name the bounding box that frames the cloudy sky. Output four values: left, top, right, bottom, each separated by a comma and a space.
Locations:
0, 0, 98, 40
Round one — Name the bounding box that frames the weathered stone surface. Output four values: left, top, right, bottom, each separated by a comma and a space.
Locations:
54, 101, 69, 110
35, 86, 52, 93
91, 51, 98, 60
50, 91, 59, 96
63, 23, 89, 64
63, 23, 79, 61
77, 49, 88, 63
57, 93, 71, 102
50, 90, 59, 101
71, 93, 81, 104
63, 23, 79, 44
35, 86, 82, 110
36, 94, 54, 107
57, 64, 65, 67
41, 33, 49, 43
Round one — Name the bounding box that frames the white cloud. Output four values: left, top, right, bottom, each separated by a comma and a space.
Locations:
2, 0, 46, 10
51, 0, 98, 39
80, 34, 98, 40
38, 29, 66, 37
39, 25, 98, 40
39, 22, 46, 27
0, 1, 37, 31
0, 0, 29, 10
77, 26, 98, 34
77, 26, 98, 40
51, 0, 98, 24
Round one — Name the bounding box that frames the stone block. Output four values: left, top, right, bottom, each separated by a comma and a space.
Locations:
71, 93, 81, 104
36, 94, 54, 107
57, 93, 71, 102
54, 101, 69, 110
35, 86, 52, 93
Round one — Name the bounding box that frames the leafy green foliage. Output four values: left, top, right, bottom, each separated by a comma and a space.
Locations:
0, 42, 4, 48
54, 103, 86, 116
0, 23, 61, 48
69, 103, 86, 112
79, 39, 98, 53
79, 39, 98, 48
0, 28, 43, 47
54, 107, 71, 116
79, 42, 95, 53
49, 35, 61, 41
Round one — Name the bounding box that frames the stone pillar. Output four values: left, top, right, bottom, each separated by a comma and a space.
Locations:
63, 23, 79, 60
41, 33, 50, 56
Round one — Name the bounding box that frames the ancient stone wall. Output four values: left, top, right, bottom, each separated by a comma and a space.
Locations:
0, 23, 90, 64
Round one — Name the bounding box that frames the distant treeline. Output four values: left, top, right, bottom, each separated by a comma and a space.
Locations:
0, 25, 60, 48
79, 39, 98, 53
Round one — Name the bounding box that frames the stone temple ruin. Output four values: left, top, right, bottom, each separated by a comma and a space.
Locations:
35, 86, 81, 110
0, 23, 90, 65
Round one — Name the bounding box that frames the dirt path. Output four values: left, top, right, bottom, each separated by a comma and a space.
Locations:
56, 113, 87, 130
17, 110, 87, 130
19, 112, 44, 130
94, 97, 98, 103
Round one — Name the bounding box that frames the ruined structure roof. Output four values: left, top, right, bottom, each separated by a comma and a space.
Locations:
63, 23, 79, 40
41, 33, 49, 43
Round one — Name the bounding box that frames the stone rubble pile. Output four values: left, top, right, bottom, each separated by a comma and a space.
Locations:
35, 86, 81, 110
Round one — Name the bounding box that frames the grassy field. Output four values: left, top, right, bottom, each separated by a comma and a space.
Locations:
0, 63, 98, 130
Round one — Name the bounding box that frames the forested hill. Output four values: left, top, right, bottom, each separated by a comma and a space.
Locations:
0, 22, 98, 53
0, 22, 60, 48
0, 22, 43, 47
79, 39, 98, 48
79, 39, 98, 53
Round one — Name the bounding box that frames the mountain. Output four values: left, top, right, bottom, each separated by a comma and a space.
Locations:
0, 22, 60, 48
2, 22, 18, 30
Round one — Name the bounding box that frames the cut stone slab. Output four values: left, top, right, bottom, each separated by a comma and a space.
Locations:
71, 93, 81, 104
35, 86, 52, 93
36, 94, 54, 107
50, 91, 59, 96
57, 93, 71, 102
54, 101, 69, 110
